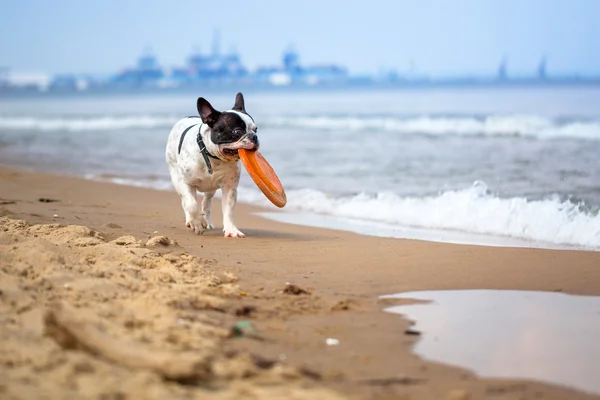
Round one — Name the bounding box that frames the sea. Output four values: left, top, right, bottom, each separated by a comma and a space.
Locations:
1, 86, 599, 250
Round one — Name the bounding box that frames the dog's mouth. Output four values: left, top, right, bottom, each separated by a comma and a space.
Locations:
220, 136, 259, 157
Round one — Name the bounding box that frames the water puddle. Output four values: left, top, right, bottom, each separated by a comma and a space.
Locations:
380, 290, 600, 395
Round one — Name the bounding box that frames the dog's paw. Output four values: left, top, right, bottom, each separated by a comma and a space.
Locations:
223, 226, 245, 238
200, 215, 214, 230
186, 218, 207, 234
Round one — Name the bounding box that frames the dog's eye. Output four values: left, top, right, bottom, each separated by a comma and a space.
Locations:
233, 128, 244, 135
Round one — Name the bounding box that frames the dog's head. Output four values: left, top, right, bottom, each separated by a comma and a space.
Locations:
197, 92, 259, 161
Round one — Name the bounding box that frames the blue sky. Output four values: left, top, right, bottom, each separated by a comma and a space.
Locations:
1, 0, 599, 77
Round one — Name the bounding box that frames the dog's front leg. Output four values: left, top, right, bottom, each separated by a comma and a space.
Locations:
176, 182, 206, 234
221, 182, 244, 238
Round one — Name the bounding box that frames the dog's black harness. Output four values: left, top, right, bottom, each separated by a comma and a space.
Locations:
178, 116, 219, 175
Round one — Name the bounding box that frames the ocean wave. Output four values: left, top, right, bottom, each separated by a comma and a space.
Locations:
238, 182, 600, 249
2, 114, 600, 140
264, 115, 600, 140
86, 173, 600, 248
0, 116, 177, 131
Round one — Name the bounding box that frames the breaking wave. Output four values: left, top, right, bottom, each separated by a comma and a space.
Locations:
264, 115, 600, 140
238, 182, 600, 249
0, 115, 177, 131
81, 173, 600, 249
1, 114, 600, 140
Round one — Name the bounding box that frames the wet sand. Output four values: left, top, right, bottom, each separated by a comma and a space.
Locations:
1, 166, 600, 400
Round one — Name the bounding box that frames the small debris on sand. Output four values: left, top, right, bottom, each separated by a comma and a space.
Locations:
282, 283, 310, 295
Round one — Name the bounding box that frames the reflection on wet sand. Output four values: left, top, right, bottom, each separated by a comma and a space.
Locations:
381, 290, 600, 395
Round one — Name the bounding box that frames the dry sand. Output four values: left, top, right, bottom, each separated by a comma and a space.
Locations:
1, 166, 600, 400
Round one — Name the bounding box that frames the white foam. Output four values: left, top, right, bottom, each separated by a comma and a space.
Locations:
2, 114, 600, 140
0, 115, 177, 131
255, 211, 581, 250
238, 182, 600, 249
81, 174, 600, 250
264, 114, 600, 140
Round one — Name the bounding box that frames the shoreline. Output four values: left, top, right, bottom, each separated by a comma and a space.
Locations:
256, 211, 595, 252
4, 162, 596, 253
2, 165, 600, 399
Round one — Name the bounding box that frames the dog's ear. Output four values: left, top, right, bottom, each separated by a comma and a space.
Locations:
197, 97, 221, 127
232, 92, 246, 113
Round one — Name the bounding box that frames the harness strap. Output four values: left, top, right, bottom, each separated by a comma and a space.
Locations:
177, 123, 198, 154
177, 119, 219, 175
196, 125, 215, 174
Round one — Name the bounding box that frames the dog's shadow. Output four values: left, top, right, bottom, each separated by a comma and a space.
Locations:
200, 227, 320, 241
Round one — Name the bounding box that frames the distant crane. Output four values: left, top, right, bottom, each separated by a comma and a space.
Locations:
497, 55, 508, 81
538, 55, 547, 80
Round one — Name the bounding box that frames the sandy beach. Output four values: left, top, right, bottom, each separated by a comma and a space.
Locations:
2, 166, 600, 400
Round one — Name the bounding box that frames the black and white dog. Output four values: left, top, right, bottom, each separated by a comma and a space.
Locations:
165, 92, 259, 238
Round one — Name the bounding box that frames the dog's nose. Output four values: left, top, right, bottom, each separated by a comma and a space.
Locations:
249, 133, 259, 145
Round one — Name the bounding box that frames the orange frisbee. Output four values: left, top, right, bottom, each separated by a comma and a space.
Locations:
239, 149, 287, 208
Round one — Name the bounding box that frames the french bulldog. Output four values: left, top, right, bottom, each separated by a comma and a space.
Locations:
165, 92, 259, 238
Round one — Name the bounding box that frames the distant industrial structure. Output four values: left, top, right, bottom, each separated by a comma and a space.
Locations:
37, 31, 348, 93
108, 31, 348, 89
1, 32, 599, 94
